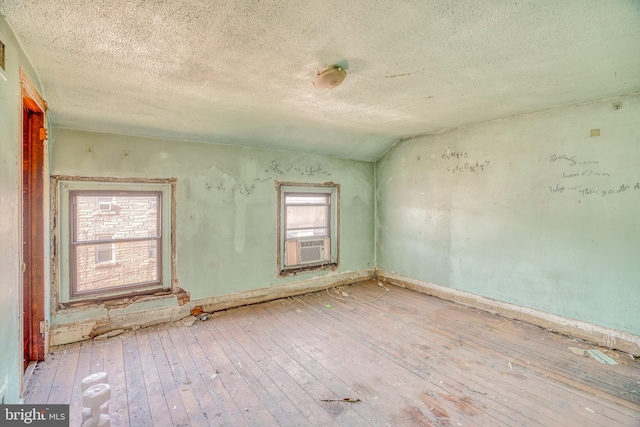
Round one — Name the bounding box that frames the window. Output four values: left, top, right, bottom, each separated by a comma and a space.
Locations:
56, 179, 174, 303
97, 197, 113, 212
70, 191, 162, 298
278, 183, 339, 274
285, 193, 330, 239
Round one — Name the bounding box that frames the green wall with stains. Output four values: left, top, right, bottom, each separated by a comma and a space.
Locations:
0, 17, 46, 403
50, 129, 375, 301
376, 95, 640, 336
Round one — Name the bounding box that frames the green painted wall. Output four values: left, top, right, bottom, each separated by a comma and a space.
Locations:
0, 17, 45, 403
50, 129, 375, 301
376, 95, 640, 336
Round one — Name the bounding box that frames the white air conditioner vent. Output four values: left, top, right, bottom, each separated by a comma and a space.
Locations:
285, 238, 330, 266
98, 202, 112, 212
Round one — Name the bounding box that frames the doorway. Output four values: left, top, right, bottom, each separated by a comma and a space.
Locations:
21, 69, 46, 370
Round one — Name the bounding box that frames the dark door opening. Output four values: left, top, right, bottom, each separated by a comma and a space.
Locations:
21, 71, 46, 370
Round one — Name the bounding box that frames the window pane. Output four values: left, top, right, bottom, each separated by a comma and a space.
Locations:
286, 228, 328, 239
286, 205, 328, 238
75, 194, 159, 242
75, 240, 159, 293
95, 234, 113, 263
285, 194, 330, 205
71, 190, 163, 298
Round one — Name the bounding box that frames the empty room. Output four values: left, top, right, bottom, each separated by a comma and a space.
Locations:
1, 1, 639, 426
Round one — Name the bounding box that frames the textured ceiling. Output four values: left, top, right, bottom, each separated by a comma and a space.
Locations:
2, 1, 639, 161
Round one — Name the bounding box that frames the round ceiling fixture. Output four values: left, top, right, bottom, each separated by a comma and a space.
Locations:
313, 65, 347, 89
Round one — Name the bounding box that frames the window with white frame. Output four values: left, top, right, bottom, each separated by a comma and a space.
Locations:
97, 196, 113, 212
278, 183, 338, 274
57, 179, 173, 302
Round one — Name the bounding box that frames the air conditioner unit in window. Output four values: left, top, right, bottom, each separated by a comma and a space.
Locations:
285, 238, 330, 266
98, 202, 112, 212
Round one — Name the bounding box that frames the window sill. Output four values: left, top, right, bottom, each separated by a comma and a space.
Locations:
279, 262, 338, 277
63, 285, 178, 308
51, 287, 191, 344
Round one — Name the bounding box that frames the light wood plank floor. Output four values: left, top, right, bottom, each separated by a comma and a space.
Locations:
25, 281, 640, 426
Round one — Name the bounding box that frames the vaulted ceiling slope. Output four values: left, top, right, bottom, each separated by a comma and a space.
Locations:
2, 1, 639, 161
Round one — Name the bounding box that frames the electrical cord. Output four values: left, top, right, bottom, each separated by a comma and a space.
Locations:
320, 261, 389, 303
325, 283, 389, 303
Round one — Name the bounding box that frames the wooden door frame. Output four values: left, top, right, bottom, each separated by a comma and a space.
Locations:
20, 68, 48, 377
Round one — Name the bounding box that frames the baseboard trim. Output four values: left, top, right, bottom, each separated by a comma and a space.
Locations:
195, 269, 375, 313
49, 269, 375, 346
376, 270, 640, 356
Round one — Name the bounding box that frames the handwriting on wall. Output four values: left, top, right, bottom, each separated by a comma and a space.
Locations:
550, 182, 640, 197
264, 160, 331, 177
236, 159, 333, 197
232, 159, 334, 197
548, 153, 639, 198
441, 150, 491, 174
548, 154, 601, 167
240, 183, 256, 197
269, 160, 284, 175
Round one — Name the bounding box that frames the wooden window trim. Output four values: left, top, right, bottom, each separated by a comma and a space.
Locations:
276, 181, 340, 276
51, 176, 177, 306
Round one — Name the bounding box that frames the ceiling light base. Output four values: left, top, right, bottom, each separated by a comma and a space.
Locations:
314, 66, 347, 89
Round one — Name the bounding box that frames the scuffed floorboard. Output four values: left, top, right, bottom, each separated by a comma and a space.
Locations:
25, 281, 640, 426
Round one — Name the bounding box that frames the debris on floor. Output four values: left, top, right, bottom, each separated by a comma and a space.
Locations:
569, 347, 618, 365
587, 349, 618, 365
94, 329, 124, 340
182, 316, 197, 327
568, 347, 586, 356
321, 397, 361, 403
